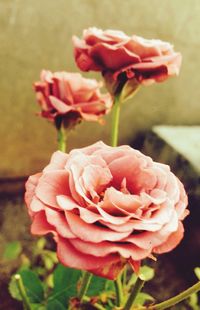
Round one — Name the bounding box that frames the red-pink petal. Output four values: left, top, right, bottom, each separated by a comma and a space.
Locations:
45, 207, 76, 239
25, 173, 42, 206
153, 221, 184, 254
70, 238, 151, 260
65, 211, 131, 242
43, 151, 69, 172
31, 211, 56, 236
49, 96, 73, 114
57, 236, 122, 279
36, 170, 70, 208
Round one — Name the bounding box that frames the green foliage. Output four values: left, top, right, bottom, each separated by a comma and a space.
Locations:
139, 265, 155, 281
128, 265, 155, 288
3, 241, 22, 261
42, 250, 58, 271
8, 237, 157, 310
187, 267, 200, 310
9, 268, 44, 304
36, 237, 46, 251
33, 237, 58, 272
49, 264, 81, 307
188, 293, 199, 310
47, 299, 66, 310
194, 267, 200, 280
134, 292, 154, 306
31, 304, 46, 310
87, 275, 107, 296
105, 280, 115, 291
9, 275, 23, 301
19, 268, 44, 303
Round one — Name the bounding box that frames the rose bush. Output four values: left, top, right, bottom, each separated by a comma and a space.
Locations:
25, 141, 188, 279
73, 28, 182, 85
34, 70, 112, 126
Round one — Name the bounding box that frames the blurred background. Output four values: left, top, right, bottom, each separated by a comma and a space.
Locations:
0, 1, 200, 309
1, 0, 200, 177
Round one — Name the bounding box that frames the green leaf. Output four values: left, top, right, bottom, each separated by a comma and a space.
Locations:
134, 292, 154, 306
36, 238, 46, 251
49, 264, 81, 306
87, 275, 107, 296
139, 266, 155, 281
3, 241, 22, 261
31, 304, 46, 310
105, 280, 115, 291
41, 250, 58, 270
119, 78, 140, 103
9, 275, 22, 301
194, 267, 200, 280
18, 268, 44, 303
47, 300, 66, 310
188, 293, 199, 310
43, 256, 55, 270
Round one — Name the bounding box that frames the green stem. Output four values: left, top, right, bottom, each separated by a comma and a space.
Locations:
78, 271, 92, 302
114, 274, 124, 307
58, 123, 67, 152
111, 95, 121, 147
14, 274, 31, 310
122, 265, 127, 287
151, 281, 200, 310
124, 277, 145, 310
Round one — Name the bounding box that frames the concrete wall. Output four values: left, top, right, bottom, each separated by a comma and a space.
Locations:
1, 0, 200, 177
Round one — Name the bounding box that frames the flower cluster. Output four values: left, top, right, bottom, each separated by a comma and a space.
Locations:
28, 28, 187, 284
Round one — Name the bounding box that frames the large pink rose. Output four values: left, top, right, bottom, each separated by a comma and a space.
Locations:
73, 28, 182, 85
34, 70, 112, 126
25, 142, 188, 279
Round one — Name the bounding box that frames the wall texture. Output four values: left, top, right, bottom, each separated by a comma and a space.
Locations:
1, 0, 200, 177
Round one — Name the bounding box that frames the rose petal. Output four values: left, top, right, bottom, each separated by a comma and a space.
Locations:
25, 173, 42, 206
45, 207, 76, 239
43, 151, 69, 172
70, 238, 151, 260
31, 211, 56, 236
90, 43, 140, 70
57, 236, 122, 279
36, 170, 70, 208
153, 221, 184, 254
65, 211, 131, 242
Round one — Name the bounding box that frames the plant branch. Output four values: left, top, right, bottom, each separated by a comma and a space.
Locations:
114, 274, 124, 307
124, 277, 145, 310
58, 123, 67, 152
78, 271, 92, 302
111, 95, 121, 147
151, 281, 200, 310
14, 274, 31, 310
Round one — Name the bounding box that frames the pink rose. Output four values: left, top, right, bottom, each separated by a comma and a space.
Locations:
73, 28, 182, 85
25, 141, 188, 279
34, 70, 112, 126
